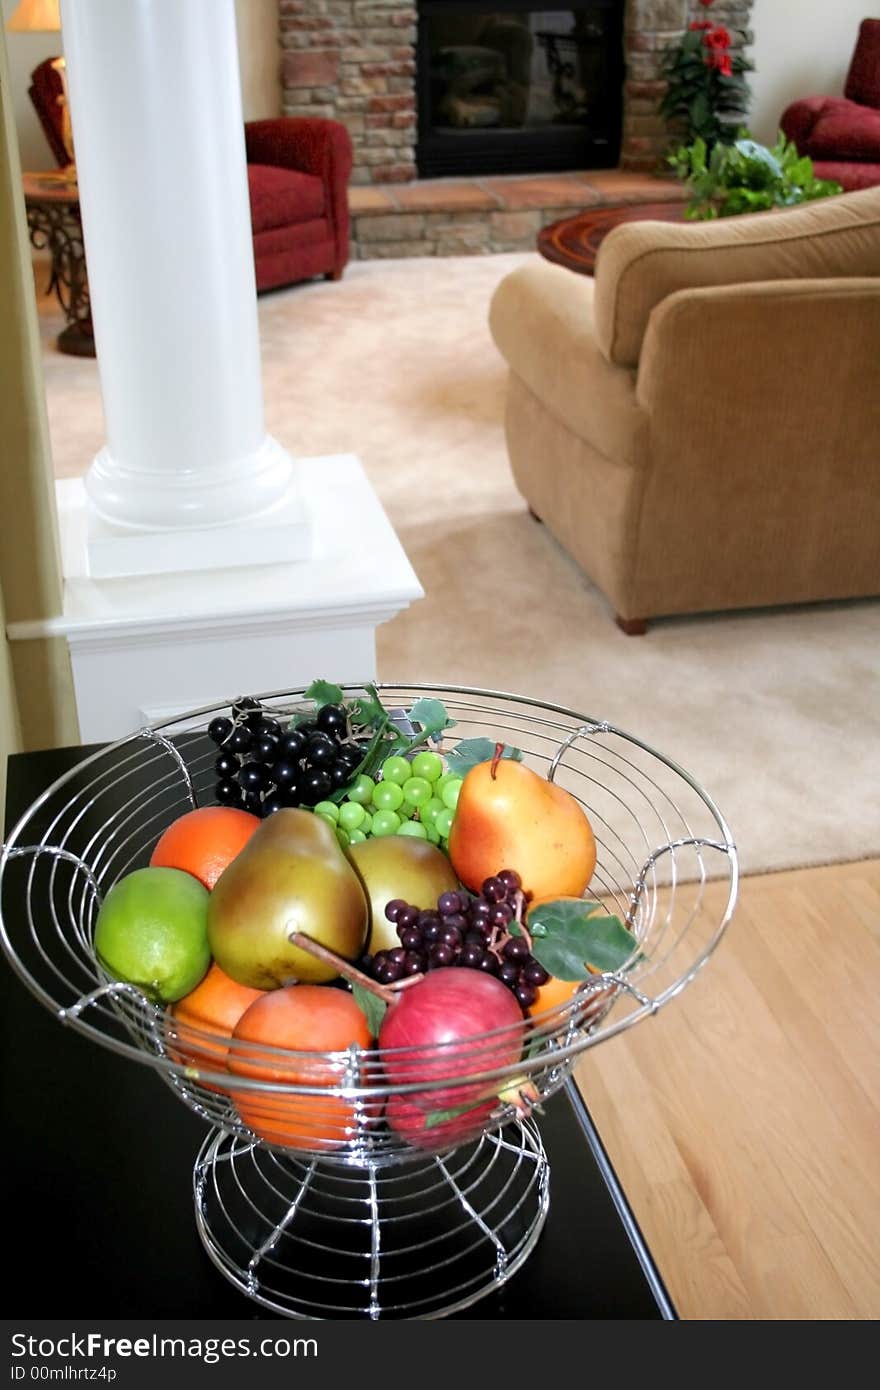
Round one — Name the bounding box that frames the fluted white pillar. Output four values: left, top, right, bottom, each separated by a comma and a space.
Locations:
59, 0, 304, 570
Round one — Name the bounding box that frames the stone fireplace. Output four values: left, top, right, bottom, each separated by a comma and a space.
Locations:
279, 0, 754, 186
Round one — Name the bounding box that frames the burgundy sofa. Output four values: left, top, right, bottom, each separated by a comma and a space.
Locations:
245, 118, 353, 291
780, 19, 880, 191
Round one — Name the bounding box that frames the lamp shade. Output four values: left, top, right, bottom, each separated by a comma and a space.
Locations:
6, 0, 61, 31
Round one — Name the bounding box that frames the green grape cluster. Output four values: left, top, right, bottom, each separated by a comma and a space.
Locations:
313, 749, 463, 852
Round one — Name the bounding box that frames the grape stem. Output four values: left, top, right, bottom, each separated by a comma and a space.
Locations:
287, 930, 397, 1006
387, 972, 426, 993
512, 889, 533, 950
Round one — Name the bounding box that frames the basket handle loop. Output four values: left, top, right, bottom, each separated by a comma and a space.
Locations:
4, 844, 103, 905
60, 979, 157, 1021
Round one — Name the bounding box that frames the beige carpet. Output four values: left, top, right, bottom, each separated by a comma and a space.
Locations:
39, 253, 880, 876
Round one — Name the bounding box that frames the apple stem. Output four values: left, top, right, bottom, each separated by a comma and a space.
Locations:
490, 742, 505, 780
287, 929, 397, 1005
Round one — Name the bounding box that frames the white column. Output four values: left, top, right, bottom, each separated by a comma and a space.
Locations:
59, 0, 306, 574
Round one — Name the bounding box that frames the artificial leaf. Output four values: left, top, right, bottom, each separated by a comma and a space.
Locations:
444, 737, 524, 777
304, 678, 345, 709
407, 697, 455, 739
351, 981, 386, 1036
348, 683, 386, 729
425, 1099, 493, 1129
514, 899, 638, 981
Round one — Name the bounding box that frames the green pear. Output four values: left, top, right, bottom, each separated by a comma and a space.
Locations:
207, 809, 368, 988
347, 837, 460, 954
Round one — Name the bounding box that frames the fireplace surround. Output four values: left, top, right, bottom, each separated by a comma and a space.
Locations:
279, 1, 754, 186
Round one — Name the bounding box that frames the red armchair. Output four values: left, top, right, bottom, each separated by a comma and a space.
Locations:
26, 60, 353, 292
245, 118, 353, 291
780, 19, 880, 191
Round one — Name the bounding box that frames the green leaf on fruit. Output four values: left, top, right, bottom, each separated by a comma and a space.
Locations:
304, 678, 345, 709
351, 982, 387, 1036
347, 683, 386, 729
513, 900, 638, 980
444, 738, 523, 777
407, 697, 455, 739
424, 1098, 493, 1129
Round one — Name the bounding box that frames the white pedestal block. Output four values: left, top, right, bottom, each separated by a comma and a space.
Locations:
7, 457, 423, 743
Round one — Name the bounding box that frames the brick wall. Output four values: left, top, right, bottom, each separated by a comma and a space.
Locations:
279, 0, 755, 185
280, 1, 416, 185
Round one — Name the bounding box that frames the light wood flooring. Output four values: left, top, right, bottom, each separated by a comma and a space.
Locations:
575, 857, 880, 1321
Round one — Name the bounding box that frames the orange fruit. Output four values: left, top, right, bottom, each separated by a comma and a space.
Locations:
528, 970, 617, 1025
528, 973, 582, 1018
228, 986, 374, 1153
150, 806, 261, 890
168, 963, 266, 1088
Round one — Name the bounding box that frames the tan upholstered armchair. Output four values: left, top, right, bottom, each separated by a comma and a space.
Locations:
489, 188, 880, 631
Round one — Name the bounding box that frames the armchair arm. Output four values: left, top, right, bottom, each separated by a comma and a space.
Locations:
245, 118, 353, 269
593, 185, 880, 369
779, 95, 828, 151
489, 259, 645, 467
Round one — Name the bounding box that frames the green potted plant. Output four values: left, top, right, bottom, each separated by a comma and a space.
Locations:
669, 131, 844, 219
659, 0, 753, 149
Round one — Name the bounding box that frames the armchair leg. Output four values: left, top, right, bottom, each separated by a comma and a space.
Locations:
616, 615, 648, 636
324, 268, 344, 282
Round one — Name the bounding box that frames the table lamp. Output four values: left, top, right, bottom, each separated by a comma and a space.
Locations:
6, 0, 74, 171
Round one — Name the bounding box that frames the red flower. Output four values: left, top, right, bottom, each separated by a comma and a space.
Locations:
689, 19, 712, 30
703, 25, 732, 50
699, 0, 714, 6
705, 51, 733, 76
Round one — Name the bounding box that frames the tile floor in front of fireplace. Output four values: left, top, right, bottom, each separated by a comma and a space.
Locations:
349, 168, 687, 259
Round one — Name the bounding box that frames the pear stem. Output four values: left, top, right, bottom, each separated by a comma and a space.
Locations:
490, 742, 505, 779
288, 930, 397, 1005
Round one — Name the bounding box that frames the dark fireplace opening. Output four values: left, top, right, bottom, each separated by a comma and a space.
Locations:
416, 1, 624, 178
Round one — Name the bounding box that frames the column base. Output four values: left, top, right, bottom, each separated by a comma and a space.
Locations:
74, 455, 311, 579
9, 455, 424, 742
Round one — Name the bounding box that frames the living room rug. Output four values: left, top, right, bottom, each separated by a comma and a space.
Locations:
40, 253, 880, 876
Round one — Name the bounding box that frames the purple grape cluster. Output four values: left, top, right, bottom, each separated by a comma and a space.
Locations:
363, 869, 550, 1011
207, 696, 365, 817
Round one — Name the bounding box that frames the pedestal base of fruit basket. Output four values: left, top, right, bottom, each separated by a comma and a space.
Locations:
194, 1119, 549, 1319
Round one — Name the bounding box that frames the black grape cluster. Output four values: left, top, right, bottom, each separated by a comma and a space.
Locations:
207, 696, 366, 816
363, 869, 550, 1011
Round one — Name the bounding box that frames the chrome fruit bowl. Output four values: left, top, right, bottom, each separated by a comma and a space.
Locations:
0, 684, 737, 1319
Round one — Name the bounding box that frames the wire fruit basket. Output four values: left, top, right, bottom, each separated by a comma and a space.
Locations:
0, 684, 737, 1319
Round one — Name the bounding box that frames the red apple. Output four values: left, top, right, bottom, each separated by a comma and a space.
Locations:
378, 969, 523, 1133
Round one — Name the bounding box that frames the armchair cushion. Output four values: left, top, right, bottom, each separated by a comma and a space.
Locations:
247, 164, 325, 234
593, 185, 880, 368
812, 159, 880, 191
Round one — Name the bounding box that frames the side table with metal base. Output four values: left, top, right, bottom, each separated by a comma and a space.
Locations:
23, 170, 95, 357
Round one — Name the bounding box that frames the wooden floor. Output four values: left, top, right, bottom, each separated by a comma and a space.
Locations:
575, 858, 880, 1321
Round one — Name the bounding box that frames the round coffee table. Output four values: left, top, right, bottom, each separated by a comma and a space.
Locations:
537, 200, 687, 276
